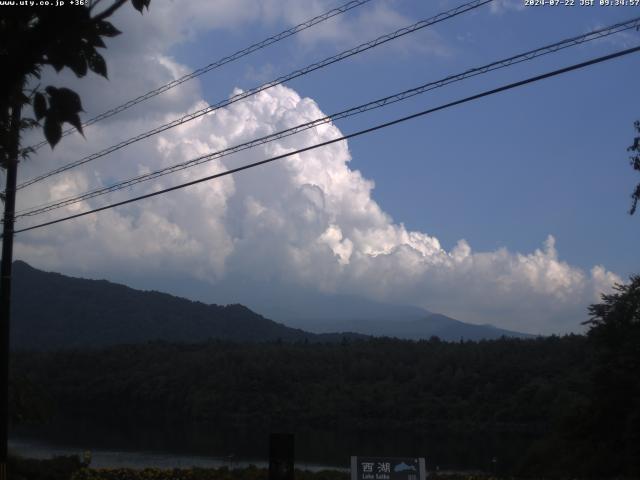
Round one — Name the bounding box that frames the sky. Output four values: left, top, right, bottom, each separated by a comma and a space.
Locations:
11, 0, 640, 334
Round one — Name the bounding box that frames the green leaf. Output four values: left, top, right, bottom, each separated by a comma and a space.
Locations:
87, 50, 107, 78
33, 92, 47, 120
65, 113, 84, 136
48, 87, 84, 116
59, 87, 84, 113
43, 115, 62, 148
66, 50, 88, 78
131, 0, 150, 13
87, 34, 106, 48
95, 20, 121, 37
47, 52, 65, 72
42, 87, 84, 142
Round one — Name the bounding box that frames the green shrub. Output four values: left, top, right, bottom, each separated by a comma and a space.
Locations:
9, 455, 84, 480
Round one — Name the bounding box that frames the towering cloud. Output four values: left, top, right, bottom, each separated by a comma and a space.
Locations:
13, 1, 622, 335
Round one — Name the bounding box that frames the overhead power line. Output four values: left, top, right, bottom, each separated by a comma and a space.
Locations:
14, 17, 640, 220
25, 0, 375, 153
16, 0, 493, 191
11, 44, 640, 236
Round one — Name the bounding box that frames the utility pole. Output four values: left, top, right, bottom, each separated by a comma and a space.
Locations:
0, 96, 21, 480
0, 4, 149, 477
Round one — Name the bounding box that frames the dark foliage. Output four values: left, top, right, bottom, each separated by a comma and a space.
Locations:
628, 120, 640, 215
580, 277, 640, 477
11, 335, 592, 476
8, 461, 347, 480
8, 454, 85, 480
11, 275, 640, 478
8, 373, 51, 425
0, 0, 150, 165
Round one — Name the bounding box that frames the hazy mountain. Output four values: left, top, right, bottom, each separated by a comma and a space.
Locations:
11, 261, 529, 350
10, 261, 364, 351
91, 266, 532, 341
249, 289, 530, 341
254, 291, 432, 323
284, 314, 532, 341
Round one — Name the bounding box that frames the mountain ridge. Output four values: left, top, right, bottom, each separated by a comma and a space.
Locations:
11, 261, 364, 350
282, 313, 532, 341
11, 261, 530, 350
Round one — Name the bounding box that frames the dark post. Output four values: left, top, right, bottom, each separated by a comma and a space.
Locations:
269, 433, 295, 480
0, 98, 21, 480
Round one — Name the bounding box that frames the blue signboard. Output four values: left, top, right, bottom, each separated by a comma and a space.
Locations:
350, 457, 427, 480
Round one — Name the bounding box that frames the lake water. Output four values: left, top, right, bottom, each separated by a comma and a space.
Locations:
9, 437, 343, 471
9, 421, 355, 470
9, 419, 533, 472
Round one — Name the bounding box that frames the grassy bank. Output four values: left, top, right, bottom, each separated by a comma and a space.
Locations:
8, 455, 347, 480
7, 455, 602, 480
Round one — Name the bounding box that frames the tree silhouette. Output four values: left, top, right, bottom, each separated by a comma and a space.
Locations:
628, 120, 640, 215
1, 0, 151, 158
582, 276, 640, 476
0, 1, 150, 477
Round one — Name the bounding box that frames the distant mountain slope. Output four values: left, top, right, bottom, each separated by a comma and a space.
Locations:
253, 290, 531, 341
254, 291, 432, 324
10, 261, 363, 351
262, 290, 532, 341
289, 314, 532, 341
11, 261, 530, 350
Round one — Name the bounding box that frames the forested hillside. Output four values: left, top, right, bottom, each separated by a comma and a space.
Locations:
9, 266, 639, 477
11, 336, 596, 475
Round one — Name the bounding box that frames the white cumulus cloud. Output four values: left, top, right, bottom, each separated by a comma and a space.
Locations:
11, 1, 623, 335
15, 82, 621, 334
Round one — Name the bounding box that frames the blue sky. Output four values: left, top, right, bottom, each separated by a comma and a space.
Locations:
173, 0, 640, 276
14, 0, 640, 334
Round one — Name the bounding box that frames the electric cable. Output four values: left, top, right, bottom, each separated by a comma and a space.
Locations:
24, 0, 376, 153
14, 17, 640, 219
16, 0, 493, 191
11, 44, 640, 236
